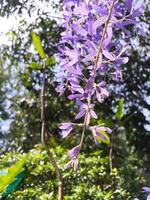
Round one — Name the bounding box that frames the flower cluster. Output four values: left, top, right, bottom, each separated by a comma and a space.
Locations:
57, 0, 144, 169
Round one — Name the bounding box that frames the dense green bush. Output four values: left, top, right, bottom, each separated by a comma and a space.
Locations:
0, 144, 146, 200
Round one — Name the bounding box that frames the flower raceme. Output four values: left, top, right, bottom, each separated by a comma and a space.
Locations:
57, 0, 144, 169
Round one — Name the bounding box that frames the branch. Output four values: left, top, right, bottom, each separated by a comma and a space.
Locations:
41, 60, 63, 200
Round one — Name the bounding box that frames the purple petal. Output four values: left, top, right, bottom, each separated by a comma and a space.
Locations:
132, 6, 144, 18
93, 18, 104, 33
68, 94, 82, 100
117, 45, 130, 57
143, 187, 150, 193
86, 112, 90, 126
61, 127, 73, 138
102, 50, 115, 61
75, 109, 86, 119
125, 0, 133, 12
75, 65, 82, 75
71, 86, 84, 94
74, 4, 88, 16
69, 78, 79, 86
90, 109, 98, 119
147, 194, 150, 200
100, 87, 109, 98
67, 146, 80, 159
73, 159, 79, 171
72, 23, 87, 37
107, 25, 113, 39
96, 90, 102, 103
115, 57, 129, 65
59, 123, 73, 130
91, 127, 98, 144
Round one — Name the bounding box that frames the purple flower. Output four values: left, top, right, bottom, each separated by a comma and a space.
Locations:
59, 122, 74, 138
94, 82, 109, 103
143, 187, 150, 200
75, 102, 97, 125
67, 146, 80, 159
91, 125, 111, 145
56, 0, 144, 160
64, 159, 79, 171
111, 68, 123, 81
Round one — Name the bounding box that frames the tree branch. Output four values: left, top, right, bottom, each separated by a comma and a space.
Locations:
41, 60, 63, 200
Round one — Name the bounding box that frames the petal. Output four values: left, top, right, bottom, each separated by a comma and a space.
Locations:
90, 109, 98, 119
147, 194, 150, 200
68, 93, 82, 100
72, 86, 84, 94
132, 6, 144, 18
61, 127, 73, 138
67, 146, 80, 159
143, 187, 150, 193
96, 90, 102, 103
59, 123, 72, 129
86, 112, 90, 126
115, 57, 129, 65
91, 127, 98, 144
73, 159, 79, 171
102, 50, 115, 61
93, 18, 104, 33
72, 23, 87, 37
125, 0, 133, 12
75, 109, 86, 119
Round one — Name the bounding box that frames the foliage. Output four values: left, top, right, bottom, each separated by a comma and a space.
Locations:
0, 146, 146, 200
115, 98, 125, 120
31, 32, 46, 59
0, 154, 28, 197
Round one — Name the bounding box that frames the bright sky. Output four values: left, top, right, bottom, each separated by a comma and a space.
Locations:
0, 0, 61, 45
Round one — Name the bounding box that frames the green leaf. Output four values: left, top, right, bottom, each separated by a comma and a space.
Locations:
0, 154, 28, 194
96, 130, 110, 145
2, 171, 25, 198
115, 98, 125, 120
46, 56, 56, 66
29, 62, 41, 70
31, 32, 46, 59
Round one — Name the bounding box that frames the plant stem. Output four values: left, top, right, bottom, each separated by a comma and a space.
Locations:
95, 0, 117, 65
41, 60, 63, 200
109, 130, 114, 174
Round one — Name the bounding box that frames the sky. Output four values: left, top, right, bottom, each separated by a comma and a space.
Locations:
0, 0, 61, 45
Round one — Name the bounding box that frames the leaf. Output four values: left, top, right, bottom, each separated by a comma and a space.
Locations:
96, 130, 110, 145
0, 154, 28, 194
115, 98, 125, 120
46, 56, 56, 66
2, 171, 25, 198
29, 62, 41, 70
31, 32, 46, 59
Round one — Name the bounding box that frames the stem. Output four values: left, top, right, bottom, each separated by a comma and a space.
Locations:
79, 112, 88, 148
41, 60, 63, 200
79, 98, 91, 149
95, 0, 117, 65
109, 121, 120, 174
109, 130, 114, 174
